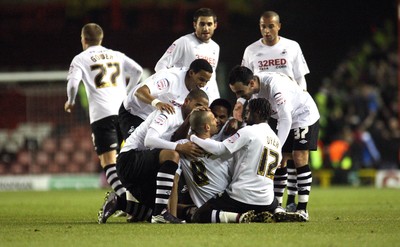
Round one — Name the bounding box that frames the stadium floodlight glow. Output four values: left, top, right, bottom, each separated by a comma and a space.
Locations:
0, 71, 68, 83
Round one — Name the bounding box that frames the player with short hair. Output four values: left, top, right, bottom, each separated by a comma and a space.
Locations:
189, 98, 285, 223
64, 23, 143, 221
119, 58, 213, 140
177, 109, 232, 222
228, 66, 320, 221
241, 11, 311, 207
154, 7, 220, 103
241, 10, 309, 90
99, 88, 209, 224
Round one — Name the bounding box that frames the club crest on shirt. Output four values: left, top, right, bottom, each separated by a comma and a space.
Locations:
227, 133, 240, 143
167, 44, 176, 54
156, 79, 170, 90
274, 92, 286, 105
154, 114, 168, 125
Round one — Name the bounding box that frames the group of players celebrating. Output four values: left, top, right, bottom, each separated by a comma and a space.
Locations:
65, 7, 319, 224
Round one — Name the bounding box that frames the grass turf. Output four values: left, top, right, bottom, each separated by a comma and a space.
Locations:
0, 187, 399, 247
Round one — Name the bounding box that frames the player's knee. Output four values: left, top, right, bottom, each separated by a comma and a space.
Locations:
160, 150, 180, 163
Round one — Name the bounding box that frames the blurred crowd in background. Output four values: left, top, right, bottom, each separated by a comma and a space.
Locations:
0, 0, 398, 184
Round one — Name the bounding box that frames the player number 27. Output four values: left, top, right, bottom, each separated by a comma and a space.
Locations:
257, 147, 279, 179
90, 62, 121, 88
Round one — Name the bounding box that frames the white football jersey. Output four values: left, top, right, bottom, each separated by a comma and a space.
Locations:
123, 67, 190, 120
178, 139, 231, 207
223, 122, 282, 205
255, 72, 320, 145
155, 33, 220, 103
242, 37, 309, 89
120, 106, 184, 153
67, 45, 143, 123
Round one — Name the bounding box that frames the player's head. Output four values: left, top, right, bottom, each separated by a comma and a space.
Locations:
244, 98, 272, 125
210, 98, 232, 132
259, 11, 281, 46
228, 65, 257, 100
186, 59, 213, 90
81, 23, 103, 50
193, 8, 218, 42
190, 109, 218, 137
182, 88, 209, 119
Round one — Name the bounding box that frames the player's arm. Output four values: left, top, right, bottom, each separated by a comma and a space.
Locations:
124, 57, 143, 93
64, 63, 82, 113
295, 76, 307, 91
275, 95, 293, 145
145, 128, 204, 159
154, 38, 184, 72
190, 135, 228, 156
134, 84, 175, 114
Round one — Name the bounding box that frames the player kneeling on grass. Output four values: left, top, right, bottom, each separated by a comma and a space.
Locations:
189, 98, 305, 223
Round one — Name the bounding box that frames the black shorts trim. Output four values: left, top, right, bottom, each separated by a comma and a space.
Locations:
90, 115, 122, 155
118, 103, 145, 140
282, 120, 320, 153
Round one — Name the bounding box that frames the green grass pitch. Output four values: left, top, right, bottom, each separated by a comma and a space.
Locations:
0, 187, 399, 247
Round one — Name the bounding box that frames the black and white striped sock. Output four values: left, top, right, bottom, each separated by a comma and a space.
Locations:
297, 165, 312, 211
273, 166, 287, 205
104, 164, 126, 197
153, 160, 178, 215
286, 160, 298, 205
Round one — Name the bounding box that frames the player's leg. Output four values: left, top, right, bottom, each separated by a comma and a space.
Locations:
92, 116, 127, 199
192, 192, 277, 224
117, 149, 158, 222
286, 159, 298, 212
151, 149, 185, 223
273, 156, 288, 206
292, 121, 320, 222
118, 103, 144, 140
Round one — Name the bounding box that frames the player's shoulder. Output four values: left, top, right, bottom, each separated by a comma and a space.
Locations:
244, 39, 263, 51
278, 37, 301, 47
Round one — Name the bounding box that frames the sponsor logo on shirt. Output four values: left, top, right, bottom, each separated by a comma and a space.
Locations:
154, 114, 168, 125
156, 79, 170, 90
227, 133, 240, 143
257, 58, 287, 70
195, 54, 217, 67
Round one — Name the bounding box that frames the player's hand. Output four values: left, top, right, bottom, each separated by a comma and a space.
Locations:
64, 102, 74, 113
224, 118, 241, 136
156, 102, 175, 114
176, 142, 205, 159
233, 102, 243, 121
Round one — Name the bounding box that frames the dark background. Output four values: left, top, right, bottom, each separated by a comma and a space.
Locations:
0, 0, 397, 97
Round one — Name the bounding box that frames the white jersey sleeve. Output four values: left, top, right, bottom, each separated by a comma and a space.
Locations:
123, 68, 190, 120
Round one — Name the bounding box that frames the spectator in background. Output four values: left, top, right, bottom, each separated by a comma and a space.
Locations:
346, 83, 381, 169
155, 7, 220, 103
64, 23, 143, 220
